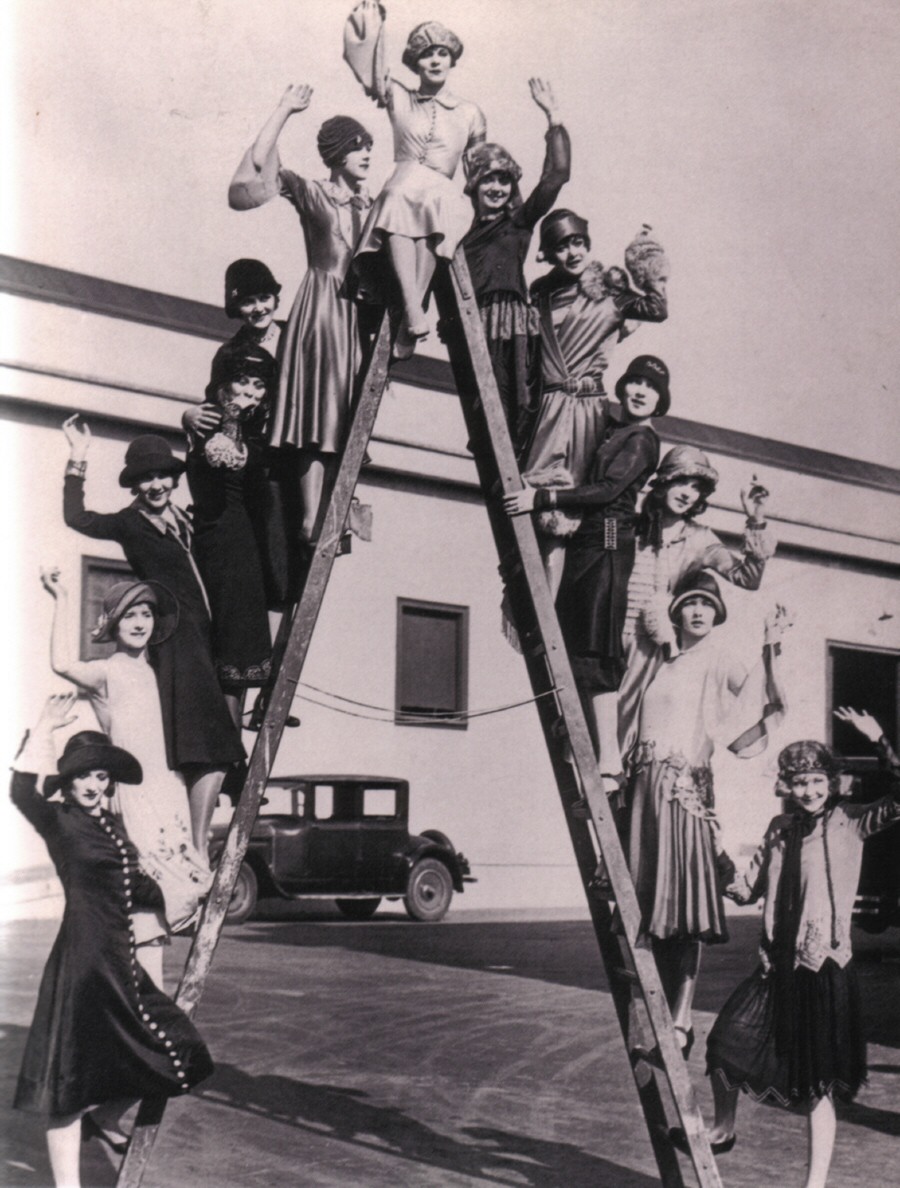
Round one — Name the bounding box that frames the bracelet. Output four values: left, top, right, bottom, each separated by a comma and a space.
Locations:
65, 460, 87, 477
548, 489, 558, 508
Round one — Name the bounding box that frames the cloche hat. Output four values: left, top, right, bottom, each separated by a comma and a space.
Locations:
651, 445, 719, 490
92, 579, 179, 646
44, 730, 143, 795
464, 143, 522, 196
401, 21, 463, 71
205, 342, 276, 403
538, 209, 590, 258
776, 740, 843, 797
224, 259, 281, 319
317, 115, 373, 168
614, 355, 671, 417
668, 570, 727, 626
119, 435, 186, 488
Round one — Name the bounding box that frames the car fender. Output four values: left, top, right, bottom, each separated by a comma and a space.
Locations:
209, 837, 281, 900
401, 836, 468, 892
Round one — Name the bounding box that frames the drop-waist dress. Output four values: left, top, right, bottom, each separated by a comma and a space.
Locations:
229, 151, 373, 453
344, 2, 486, 263
11, 772, 213, 1116
86, 650, 212, 939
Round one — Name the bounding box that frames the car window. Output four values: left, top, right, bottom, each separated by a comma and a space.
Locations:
260, 784, 303, 816
313, 785, 335, 820
362, 787, 398, 818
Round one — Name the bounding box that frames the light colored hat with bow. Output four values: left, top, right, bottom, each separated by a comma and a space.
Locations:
402, 21, 463, 71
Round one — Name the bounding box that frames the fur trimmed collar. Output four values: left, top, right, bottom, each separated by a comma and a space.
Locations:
532, 260, 632, 304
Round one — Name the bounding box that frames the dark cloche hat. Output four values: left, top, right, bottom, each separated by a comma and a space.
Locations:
119, 435, 186, 488
205, 342, 277, 403
317, 116, 373, 168
92, 579, 179, 646
464, 142, 522, 196
538, 209, 591, 258
668, 570, 727, 626
614, 354, 671, 417
224, 258, 281, 318
44, 730, 143, 795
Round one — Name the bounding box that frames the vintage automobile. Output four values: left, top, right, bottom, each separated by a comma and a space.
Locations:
210, 776, 474, 924
847, 760, 900, 933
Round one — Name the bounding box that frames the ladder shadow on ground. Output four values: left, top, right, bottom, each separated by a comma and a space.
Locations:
198, 1061, 659, 1187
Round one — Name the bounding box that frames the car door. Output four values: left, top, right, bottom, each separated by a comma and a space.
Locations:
358, 784, 407, 892
301, 783, 363, 891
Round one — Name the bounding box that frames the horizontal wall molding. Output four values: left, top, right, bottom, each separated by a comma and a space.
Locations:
3, 253, 899, 496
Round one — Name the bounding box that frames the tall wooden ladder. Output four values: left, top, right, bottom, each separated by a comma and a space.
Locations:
117, 255, 722, 1188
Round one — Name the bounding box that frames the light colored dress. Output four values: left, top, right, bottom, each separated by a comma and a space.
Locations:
627, 632, 784, 943
344, 1, 486, 261
84, 651, 211, 939
618, 517, 776, 762
229, 151, 373, 452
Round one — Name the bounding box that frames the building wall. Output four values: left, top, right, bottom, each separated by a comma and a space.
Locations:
1, 281, 899, 911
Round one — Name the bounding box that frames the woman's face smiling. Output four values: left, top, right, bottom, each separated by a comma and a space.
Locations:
621, 379, 661, 421
548, 234, 588, 278
134, 470, 175, 513
678, 595, 717, 641
476, 171, 514, 218
416, 45, 453, 88
789, 771, 831, 814
68, 768, 112, 816
236, 292, 277, 332
664, 478, 704, 517
115, 602, 154, 652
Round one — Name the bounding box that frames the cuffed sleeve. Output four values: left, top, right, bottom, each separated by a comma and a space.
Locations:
553, 431, 658, 509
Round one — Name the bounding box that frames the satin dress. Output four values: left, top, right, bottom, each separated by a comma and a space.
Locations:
229, 150, 373, 454
12, 772, 213, 1116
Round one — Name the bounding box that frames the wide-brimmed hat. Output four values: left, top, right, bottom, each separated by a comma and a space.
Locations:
224, 258, 281, 318
44, 730, 143, 795
401, 21, 463, 71
92, 579, 179, 646
651, 445, 718, 490
668, 570, 726, 626
317, 116, 373, 168
205, 341, 277, 403
119, 435, 186, 488
614, 354, 671, 417
464, 142, 522, 197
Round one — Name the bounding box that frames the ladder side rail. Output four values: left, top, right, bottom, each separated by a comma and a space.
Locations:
116, 314, 393, 1188
436, 256, 721, 1188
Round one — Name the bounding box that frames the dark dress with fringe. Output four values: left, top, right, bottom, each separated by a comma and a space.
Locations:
543, 418, 660, 693
708, 750, 900, 1108
12, 773, 213, 1115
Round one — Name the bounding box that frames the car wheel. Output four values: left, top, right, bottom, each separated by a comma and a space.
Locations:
404, 858, 453, 922
225, 861, 259, 925
336, 898, 382, 920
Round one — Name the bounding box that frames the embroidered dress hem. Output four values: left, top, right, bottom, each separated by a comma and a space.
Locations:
706, 961, 866, 1108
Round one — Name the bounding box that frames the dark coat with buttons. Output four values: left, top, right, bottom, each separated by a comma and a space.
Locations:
12, 772, 213, 1115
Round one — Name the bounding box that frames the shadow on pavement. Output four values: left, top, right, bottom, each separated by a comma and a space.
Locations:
228, 915, 900, 1047
199, 1062, 659, 1187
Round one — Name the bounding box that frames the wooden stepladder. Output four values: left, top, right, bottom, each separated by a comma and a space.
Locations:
117, 258, 722, 1187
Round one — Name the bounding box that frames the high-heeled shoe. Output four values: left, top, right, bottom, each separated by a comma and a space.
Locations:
669, 1126, 736, 1156
82, 1112, 129, 1156
674, 1024, 695, 1059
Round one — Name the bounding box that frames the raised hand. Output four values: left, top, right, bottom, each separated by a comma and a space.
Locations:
763, 602, 793, 644
62, 414, 91, 461
35, 692, 79, 734
278, 83, 314, 114
740, 474, 770, 521
529, 78, 558, 119
834, 706, 883, 743
40, 567, 65, 599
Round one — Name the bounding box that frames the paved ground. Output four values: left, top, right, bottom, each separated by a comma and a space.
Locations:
1, 907, 898, 1188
